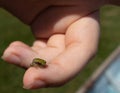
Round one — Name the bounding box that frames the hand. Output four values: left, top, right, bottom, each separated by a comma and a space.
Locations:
2, 0, 100, 89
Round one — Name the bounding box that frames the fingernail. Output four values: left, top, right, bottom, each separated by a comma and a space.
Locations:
2, 53, 21, 64
23, 80, 46, 89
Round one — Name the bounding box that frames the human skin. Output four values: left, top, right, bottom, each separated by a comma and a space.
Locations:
0, 0, 120, 89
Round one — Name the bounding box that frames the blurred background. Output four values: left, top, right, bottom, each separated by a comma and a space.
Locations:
0, 5, 120, 93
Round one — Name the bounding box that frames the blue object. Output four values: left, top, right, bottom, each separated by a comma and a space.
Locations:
88, 55, 120, 93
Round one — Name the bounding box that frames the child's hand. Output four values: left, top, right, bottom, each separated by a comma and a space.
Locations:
2, 0, 101, 89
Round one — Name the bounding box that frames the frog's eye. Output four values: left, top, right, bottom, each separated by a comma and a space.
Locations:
41, 61, 46, 65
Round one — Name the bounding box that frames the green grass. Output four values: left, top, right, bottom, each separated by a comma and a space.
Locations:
0, 5, 120, 93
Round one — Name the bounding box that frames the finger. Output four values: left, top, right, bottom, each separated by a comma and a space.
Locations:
47, 34, 65, 49
58, 10, 100, 74
32, 39, 47, 48
2, 35, 65, 68
2, 34, 65, 68
23, 64, 67, 89
2, 41, 37, 68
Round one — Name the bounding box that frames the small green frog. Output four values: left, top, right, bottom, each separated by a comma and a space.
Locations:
30, 58, 46, 67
